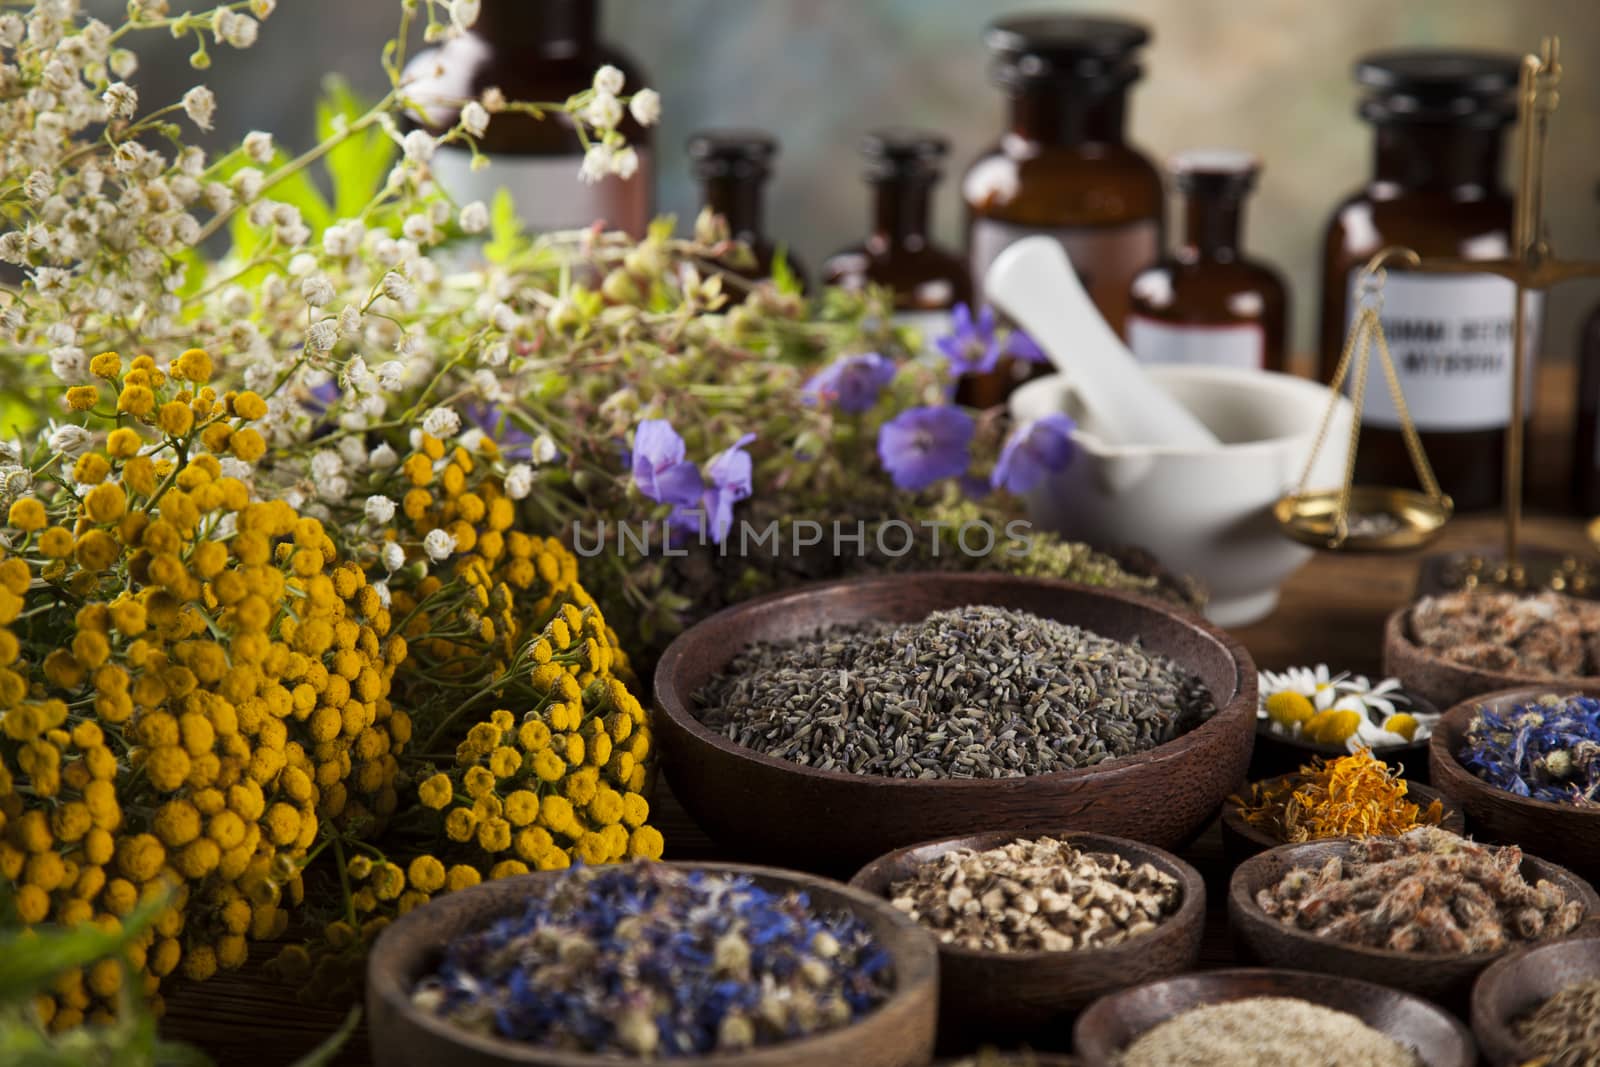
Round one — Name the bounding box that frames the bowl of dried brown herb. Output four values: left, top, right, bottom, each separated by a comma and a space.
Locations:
1430, 689, 1600, 884
366, 861, 940, 1067
1471, 934, 1600, 1065
653, 572, 1257, 876
850, 830, 1205, 1052
1228, 827, 1599, 1008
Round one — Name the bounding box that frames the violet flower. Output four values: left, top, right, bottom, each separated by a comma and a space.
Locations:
992, 413, 1077, 494
463, 399, 534, 458
670, 433, 755, 544
1005, 328, 1049, 365
935, 303, 1001, 377
802, 352, 897, 414
877, 406, 975, 491
631, 419, 703, 506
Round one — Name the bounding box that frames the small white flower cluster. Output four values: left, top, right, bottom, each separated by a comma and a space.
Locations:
577, 66, 660, 185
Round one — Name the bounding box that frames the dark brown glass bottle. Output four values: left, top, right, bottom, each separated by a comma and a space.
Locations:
403, 0, 653, 237
1128, 150, 1289, 372
1318, 50, 1529, 511
688, 129, 806, 295
822, 130, 972, 353
964, 14, 1163, 323
1574, 300, 1600, 514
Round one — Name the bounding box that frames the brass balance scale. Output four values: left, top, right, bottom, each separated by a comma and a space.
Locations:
1276, 37, 1600, 593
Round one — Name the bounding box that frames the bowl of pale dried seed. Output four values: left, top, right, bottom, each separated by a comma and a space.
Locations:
652, 572, 1257, 875
850, 830, 1204, 1051
1470, 934, 1600, 1066
1074, 968, 1475, 1067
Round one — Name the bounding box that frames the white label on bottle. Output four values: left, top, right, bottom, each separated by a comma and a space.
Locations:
1342, 270, 1541, 431
969, 217, 1160, 333
428, 145, 652, 238
891, 308, 956, 364
1125, 315, 1264, 369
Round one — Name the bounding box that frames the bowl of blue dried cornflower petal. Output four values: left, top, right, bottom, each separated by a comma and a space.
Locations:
366, 860, 939, 1067
1431, 689, 1600, 883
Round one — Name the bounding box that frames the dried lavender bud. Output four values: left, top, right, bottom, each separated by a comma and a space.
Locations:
1256, 827, 1584, 956
696, 605, 1215, 779
1515, 976, 1600, 1065
887, 836, 1181, 953
1458, 694, 1600, 806
1121, 996, 1418, 1067
413, 863, 892, 1057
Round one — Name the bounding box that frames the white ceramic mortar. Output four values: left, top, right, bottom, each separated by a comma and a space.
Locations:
1009, 366, 1354, 627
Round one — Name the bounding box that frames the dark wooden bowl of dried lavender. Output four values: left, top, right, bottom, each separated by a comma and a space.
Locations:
1218, 774, 1464, 864
653, 573, 1256, 875
366, 862, 940, 1067
1430, 689, 1600, 883
1073, 968, 1476, 1066
1470, 934, 1600, 1065
1383, 604, 1600, 713
1228, 834, 1600, 1008
849, 830, 1204, 1052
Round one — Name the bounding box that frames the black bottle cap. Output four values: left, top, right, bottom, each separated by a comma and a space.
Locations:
687, 129, 778, 181
860, 128, 948, 182
985, 13, 1149, 91
1170, 149, 1259, 198
1355, 49, 1521, 127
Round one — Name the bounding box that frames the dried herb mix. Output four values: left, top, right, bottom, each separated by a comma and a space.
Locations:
1255, 827, 1584, 955
696, 605, 1215, 778
1458, 694, 1600, 806
1515, 976, 1600, 1066
1410, 591, 1600, 678
887, 836, 1181, 953
1232, 749, 1447, 843
412, 863, 892, 1057
1119, 996, 1418, 1067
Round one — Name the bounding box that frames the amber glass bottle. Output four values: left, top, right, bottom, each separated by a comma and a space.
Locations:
822, 130, 971, 352
688, 129, 806, 295
1128, 150, 1289, 371
1574, 300, 1600, 514
404, 0, 653, 237
964, 14, 1162, 323
1318, 50, 1529, 511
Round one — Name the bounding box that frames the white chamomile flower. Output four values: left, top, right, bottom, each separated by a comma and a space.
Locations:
364, 495, 396, 525
381, 541, 405, 572
423, 528, 456, 562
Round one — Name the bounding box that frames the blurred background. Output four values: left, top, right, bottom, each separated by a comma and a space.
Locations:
100, 0, 1600, 361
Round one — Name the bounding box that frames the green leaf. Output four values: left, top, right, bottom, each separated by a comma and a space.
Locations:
0, 895, 165, 1001
286, 1007, 361, 1067
316, 76, 395, 220
646, 214, 676, 244
483, 187, 524, 265
770, 244, 801, 296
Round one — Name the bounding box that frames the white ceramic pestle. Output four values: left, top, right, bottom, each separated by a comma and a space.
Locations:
984, 237, 1220, 449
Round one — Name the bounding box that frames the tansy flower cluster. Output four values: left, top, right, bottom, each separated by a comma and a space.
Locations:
0, 349, 410, 1028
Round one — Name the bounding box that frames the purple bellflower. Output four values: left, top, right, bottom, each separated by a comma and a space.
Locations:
992, 413, 1077, 494
802, 352, 897, 414
630, 419, 703, 506
670, 433, 756, 544
877, 406, 975, 491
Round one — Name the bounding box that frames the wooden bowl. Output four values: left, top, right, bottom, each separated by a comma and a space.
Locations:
1218, 774, 1464, 864
1073, 968, 1476, 1066
1249, 693, 1439, 783
366, 862, 940, 1067
1228, 838, 1600, 1007
1471, 935, 1600, 1066
653, 572, 1257, 875
849, 830, 1204, 1051
1383, 606, 1600, 712
934, 1057, 1078, 1066
1430, 688, 1600, 883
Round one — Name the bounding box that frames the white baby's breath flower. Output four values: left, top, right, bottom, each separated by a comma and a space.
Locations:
380, 271, 414, 306
460, 100, 490, 138
181, 86, 216, 130
582, 92, 623, 130
449, 0, 481, 30
381, 541, 405, 572
611, 146, 639, 180
0, 232, 27, 265
422, 406, 460, 438
243, 130, 273, 164
49, 346, 87, 383
629, 88, 661, 127
458, 200, 489, 234
214, 10, 258, 48
423, 528, 457, 562
310, 449, 344, 482
371, 580, 391, 609
364, 494, 397, 525
375, 360, 406, 392
338, 305, 364, 339
370, 443, 399, 470
504, 463, 534, 500
300, 274, 335, 307
287, 253, 317, 277
482, 340, 510, 367
338, 435, 368, 470
318, 475, 350, 504
304, 319, 338, 354
231, 167, 264, 199
251, 0, 277, 17
593, 64, 625, 95
101, 81, 137, 119
401, 129, 437, 163
579, 143, 614, 184
532, 434, 559, 465
49, 424, 94, 458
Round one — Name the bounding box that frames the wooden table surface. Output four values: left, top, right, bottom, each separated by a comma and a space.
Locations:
159, 366, 1600, 1065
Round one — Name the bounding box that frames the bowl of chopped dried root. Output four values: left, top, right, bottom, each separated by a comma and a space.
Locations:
1228, 827, 1599, 1007
850, 830, 1204, 1052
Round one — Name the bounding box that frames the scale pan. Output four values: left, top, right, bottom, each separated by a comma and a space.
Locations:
1274, 486, 1453, 553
